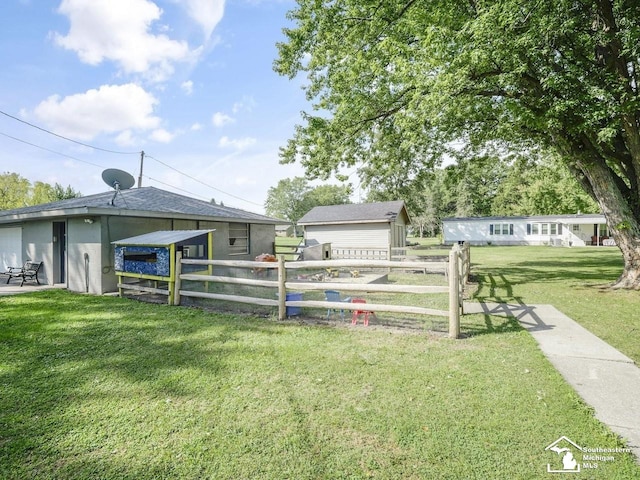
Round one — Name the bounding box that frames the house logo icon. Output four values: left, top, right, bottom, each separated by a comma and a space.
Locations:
545, 436, 582, 473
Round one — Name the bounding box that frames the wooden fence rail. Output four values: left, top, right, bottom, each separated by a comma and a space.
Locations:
168, 244, 470, 338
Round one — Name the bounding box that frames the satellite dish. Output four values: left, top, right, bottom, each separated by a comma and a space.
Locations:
102, 169, 135, 206
102, 169, 135, 190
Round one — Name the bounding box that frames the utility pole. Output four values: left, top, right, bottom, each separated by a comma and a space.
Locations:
138, 150, 145, 188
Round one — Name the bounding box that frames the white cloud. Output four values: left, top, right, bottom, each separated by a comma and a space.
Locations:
183, 0, 225, 39
212, 112, 234, 127
53, 0, 196, 81
149, 128, 175, 143
33, 83, 161, 140
114, 130, 137, 146
181, 80, 194, 95
218, 136, 256, 150
190, 122, 203, 131
232, 95, 256, 114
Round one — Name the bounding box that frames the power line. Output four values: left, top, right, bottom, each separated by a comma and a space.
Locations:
0, 130, 106, 169
0, 109, 265, 209
143, 175, 212, 201
145, 154, 263, 207
0, 109, 140, 155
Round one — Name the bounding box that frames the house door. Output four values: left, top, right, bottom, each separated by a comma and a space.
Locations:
53, 222, 66, 284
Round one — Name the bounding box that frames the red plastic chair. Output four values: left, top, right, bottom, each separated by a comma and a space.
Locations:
351, 298, 371, 326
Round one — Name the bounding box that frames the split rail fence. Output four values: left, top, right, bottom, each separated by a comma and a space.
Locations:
164, 242, 470, 339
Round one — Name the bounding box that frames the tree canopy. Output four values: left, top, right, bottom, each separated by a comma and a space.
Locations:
264, 177, 351, 230
276, 0, 640, 288
0, 172, 81, 210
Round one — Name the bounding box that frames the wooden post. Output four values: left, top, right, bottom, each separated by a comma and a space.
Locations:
277, 255, 286, 320
448, 247, 460, 339
173, 251, 182, 306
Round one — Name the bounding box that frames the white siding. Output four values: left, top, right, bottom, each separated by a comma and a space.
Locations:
0, 227, 22, 271
305, 223, 389, 249
443, 218, 605, 246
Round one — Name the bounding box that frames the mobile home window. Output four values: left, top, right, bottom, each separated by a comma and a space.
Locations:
490, 223, 513, 235
229, 223, 249, 255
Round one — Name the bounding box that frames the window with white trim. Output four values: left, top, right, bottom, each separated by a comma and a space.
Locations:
527, 222, 562, 235
489, 223, 514, 235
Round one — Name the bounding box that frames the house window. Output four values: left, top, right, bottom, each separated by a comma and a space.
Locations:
572, 224, 580, 232
490, 223, 513, 235
529, 222, 561, 235
229, 223, 249, 255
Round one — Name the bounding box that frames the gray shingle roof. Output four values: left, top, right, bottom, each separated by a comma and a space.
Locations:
0, 187, 283, 224
298, 201, 407, 225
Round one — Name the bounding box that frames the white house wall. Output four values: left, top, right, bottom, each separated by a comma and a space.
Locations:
305, 223, 390, 249
67, 218, 103, 294
444, 218, 604, 246
0, 226, 22, 271
22, 222, 53, 284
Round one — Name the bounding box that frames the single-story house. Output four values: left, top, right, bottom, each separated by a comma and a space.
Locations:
297, 201, 410, 259
442, 213, 610, 246
0, 186, 284, 294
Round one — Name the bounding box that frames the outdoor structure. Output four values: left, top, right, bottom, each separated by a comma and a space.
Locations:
298, 201, 410, 260
113, 230, 214, 304
442, 213, 609, 246
0, 186, 283, 294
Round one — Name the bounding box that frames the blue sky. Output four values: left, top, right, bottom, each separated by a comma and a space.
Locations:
0, 0, 319, 213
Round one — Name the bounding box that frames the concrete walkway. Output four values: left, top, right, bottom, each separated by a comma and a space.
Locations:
465, 301, 640, 462
0, 282, 62, 296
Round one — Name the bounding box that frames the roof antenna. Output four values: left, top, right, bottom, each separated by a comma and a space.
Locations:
102, 169, 135, 206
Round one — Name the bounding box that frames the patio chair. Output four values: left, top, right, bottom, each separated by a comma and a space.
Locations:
351, 298, 372, 326
324, 290, 351, 320
3, 261, 43, 287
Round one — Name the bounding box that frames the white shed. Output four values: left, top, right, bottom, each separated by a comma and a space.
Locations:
442, 214, 609, 246
298, 201, 410, 260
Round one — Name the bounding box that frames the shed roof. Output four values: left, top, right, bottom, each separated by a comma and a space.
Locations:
0, 187, 283, 224
298, 201, 408, 225
112, 230, 214, 246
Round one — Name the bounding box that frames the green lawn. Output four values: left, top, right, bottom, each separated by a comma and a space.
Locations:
1, 245, 640, 478
468, 244, 640, 364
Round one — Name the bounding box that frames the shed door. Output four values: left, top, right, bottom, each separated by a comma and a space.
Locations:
0, 227, 22, 271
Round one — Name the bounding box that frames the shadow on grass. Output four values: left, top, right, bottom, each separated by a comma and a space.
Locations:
0, 289, 307, 479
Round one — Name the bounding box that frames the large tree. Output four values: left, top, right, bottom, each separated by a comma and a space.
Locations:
0, 173, 81, 210
264, 177, 351, 232
275, 0, 640, 288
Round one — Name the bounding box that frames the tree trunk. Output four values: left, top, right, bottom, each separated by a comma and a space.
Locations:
578, 155, 640, 289
613, 233, 640, 289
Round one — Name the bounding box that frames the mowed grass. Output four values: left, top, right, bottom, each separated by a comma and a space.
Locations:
468, 244, 640, 364
1, 289, 639, 479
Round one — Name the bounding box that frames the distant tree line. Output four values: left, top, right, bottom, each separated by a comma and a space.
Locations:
265, 156, 598, 238
264, 177, 351, 234
0, 172, 81, 210
365, 154, 599, 237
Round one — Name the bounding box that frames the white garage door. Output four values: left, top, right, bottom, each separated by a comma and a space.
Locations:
0, 227, 22, 271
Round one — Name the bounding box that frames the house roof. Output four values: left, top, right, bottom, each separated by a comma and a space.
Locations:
113, 229, 214, 246
442, 213, 605, 224
0, 187, 284, 225
298, 201, 409, 226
